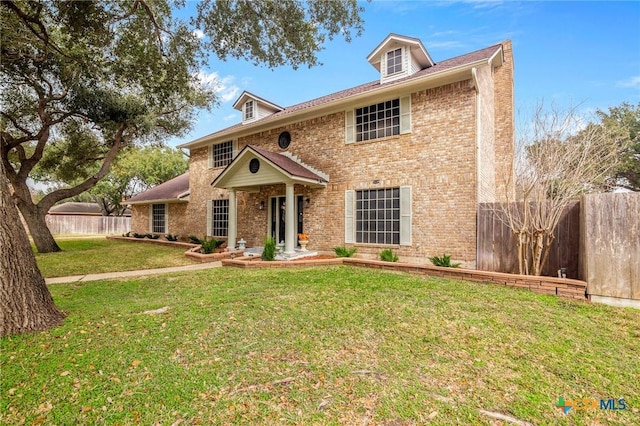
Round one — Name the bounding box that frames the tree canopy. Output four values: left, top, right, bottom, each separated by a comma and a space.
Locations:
595, 102, 640, 191
85, 146, 188, 216
1, 0, 364, 253
0, 0, 364, 335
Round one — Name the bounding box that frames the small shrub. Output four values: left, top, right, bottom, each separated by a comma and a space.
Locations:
189, 235, 203, 245
133, 233, 146, 238
262, 236, 276, 261
200, 237, 224, 254
122, 231, 130, 237
147, 233, 160, 240
334, 246, 357, 258
428, 253, 461, 268
379, 248, 398, 262
165, 234, 179, 242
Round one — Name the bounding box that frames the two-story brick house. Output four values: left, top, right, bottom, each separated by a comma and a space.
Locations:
127, 34, 514, 266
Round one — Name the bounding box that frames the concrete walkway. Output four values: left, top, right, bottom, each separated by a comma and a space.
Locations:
45, 262, 222, 285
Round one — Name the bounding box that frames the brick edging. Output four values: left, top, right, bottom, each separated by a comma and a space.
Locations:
221, 256, 588, 301
343, 258, 588, 301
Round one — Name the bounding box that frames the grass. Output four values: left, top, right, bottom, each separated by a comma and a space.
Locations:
34, 238, 197, 278
2, 266, 639, 425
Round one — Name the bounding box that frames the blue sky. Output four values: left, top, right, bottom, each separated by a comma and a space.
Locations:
170, 0, 640, 147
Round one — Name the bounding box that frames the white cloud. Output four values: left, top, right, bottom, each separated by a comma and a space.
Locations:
196, 71, 240, 103
223, 114, 238, 122
193, 29, 204, 39
617, 75, 640, 89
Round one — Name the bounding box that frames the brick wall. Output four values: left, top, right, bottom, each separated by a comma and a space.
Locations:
493, 40, 515, 201
133, 45, 515, 265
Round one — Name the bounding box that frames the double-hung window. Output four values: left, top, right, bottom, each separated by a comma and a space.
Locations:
345, 187, 411, 246
356, 188, 400, 244
345, 96, 410, 144
244, 100, 254, 121
386, 48, 403, 75
211, 199, 229, 237
151, 203, 167, 234
355, 99, 400, 142
207, 199, 229, 237
211, 140, 233, 168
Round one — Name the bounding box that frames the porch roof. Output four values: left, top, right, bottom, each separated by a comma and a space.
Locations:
211, 145, 328, 192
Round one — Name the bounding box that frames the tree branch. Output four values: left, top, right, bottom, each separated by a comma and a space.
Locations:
39, 124, 128, 211
0, 1, 67, 57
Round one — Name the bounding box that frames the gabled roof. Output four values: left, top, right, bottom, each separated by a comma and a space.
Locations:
126, 172, 190, 205
366, 33, 434, 71
250, 146, 328, 183
232, 91, 284, 112
212, 145, 327, 191
179, 42, 506, 150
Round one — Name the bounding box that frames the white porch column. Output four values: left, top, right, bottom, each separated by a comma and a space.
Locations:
284, 183, 296, 254
228, 189, 237, 250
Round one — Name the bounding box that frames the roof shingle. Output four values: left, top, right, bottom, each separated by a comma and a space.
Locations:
181, 43, 503, 147
126, 172, 190, 204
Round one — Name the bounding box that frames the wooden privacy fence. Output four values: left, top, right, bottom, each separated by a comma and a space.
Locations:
581, 192, 639, 301
477, 201, 581, 279
45, 215, 130, 235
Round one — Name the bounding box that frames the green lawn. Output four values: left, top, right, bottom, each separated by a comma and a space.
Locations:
2, 266, 638, 425
34, 238, 197, 278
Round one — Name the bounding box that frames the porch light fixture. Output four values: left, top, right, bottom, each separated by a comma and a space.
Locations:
259, 201, 265, 210
305, 197, 310, 208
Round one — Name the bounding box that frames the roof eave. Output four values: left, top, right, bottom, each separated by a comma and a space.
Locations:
127, 198, 189, 206
181, 54, 499, 150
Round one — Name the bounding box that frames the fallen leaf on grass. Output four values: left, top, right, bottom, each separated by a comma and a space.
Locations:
60, 371, 70, 377
35, 401, 53, 415
131, 360, 142, 368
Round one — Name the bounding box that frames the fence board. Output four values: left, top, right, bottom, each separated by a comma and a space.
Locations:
44, 215, 130, 235
581, 193, 640, 300
477, 202, 580, 279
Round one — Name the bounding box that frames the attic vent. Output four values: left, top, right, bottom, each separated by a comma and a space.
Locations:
278, 131, 291, 149
249, 158, 260, 174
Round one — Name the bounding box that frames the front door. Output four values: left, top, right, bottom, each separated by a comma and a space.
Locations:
270, 195, 303, 244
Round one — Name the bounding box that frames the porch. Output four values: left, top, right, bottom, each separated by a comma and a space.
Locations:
211, 145, 328, 256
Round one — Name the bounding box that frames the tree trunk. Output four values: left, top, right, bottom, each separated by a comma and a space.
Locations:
18, 203, 61, 253
0, 160, 66, 337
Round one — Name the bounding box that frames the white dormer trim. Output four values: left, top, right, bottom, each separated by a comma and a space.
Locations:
244, 100, 255, 122
381, 46, 409, 83
367, 33, 434, 84
232, 91, 284, 125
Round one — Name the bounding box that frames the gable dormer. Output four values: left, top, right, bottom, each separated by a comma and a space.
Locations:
367, 34, 435, 84
232, 91, 284, 124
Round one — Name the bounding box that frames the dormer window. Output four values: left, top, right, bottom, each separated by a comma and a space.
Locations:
232, 91, 283, 124
244, 100, 254, 121
367, 34, 434, 84
386, 48, 403, 75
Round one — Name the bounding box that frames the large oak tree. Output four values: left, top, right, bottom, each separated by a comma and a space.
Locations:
1, 0, 364, 254
0, 0, 363, 336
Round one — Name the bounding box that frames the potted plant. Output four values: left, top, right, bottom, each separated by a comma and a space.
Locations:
297, 233, 309, 251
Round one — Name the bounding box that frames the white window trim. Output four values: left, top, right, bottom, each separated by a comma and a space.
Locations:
381, 46, 408, 83
344, 186, 411, 246
385, 47, 404, 76
346, 96, 411, 143
244, 100, 255, 121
